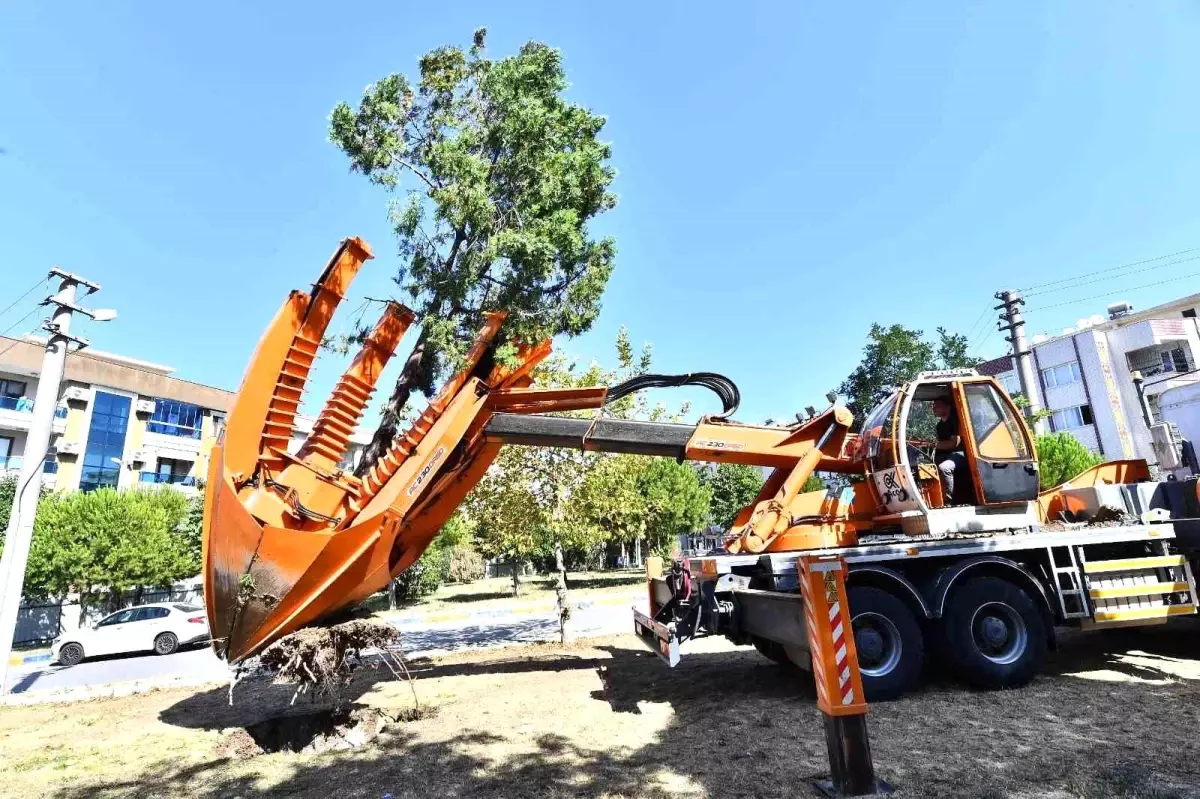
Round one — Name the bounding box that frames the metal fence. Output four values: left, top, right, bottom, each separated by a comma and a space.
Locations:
14, 586, 204, 646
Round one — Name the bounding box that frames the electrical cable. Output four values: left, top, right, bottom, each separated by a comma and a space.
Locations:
605, 372, 741, 420
1026, 268, 1200, 312
1023, 254, 1200, 298
0, 277, 47, 320
0, 308, 45, 358
1018, 246, 1200, 293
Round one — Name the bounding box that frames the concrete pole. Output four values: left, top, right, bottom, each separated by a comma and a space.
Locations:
995, 290, 1046, 434
0, 276, 78, 694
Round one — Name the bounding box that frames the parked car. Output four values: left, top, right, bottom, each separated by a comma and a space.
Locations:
50, 603, 210, 667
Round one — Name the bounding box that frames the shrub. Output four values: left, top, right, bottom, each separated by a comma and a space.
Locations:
446, 544, 485, 584
392, 545, 449, 601
1035, 432, 1103, 490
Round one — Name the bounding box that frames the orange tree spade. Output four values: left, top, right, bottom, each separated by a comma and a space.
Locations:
329, 28, 618, 474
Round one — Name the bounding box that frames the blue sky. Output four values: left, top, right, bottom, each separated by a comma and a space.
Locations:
2, 3, 1199, 425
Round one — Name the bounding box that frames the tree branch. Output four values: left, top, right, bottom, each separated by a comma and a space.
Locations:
395, 157, 440, 191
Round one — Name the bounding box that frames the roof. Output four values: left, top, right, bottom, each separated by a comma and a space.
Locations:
974, 354, 1014, 377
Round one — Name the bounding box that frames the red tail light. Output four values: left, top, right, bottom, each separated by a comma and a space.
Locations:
188, 616, 206, 624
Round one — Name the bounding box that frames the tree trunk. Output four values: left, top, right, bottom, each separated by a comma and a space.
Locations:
554, 539, 570, 644
133, 586, 144, 606
510, 557, 521, 597
634, 538, 643, 568
387, 578, 398, 611
355, 331, 432, 477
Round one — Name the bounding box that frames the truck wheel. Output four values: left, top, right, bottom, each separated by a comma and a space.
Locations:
940, 576, 1046, 689
848, 586, 924, 701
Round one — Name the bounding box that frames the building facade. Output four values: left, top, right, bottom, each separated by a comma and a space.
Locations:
978, 292, 1200, 462
0, 335, 370, 494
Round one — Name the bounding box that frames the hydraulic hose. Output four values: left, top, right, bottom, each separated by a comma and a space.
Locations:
604, 372, 740, 420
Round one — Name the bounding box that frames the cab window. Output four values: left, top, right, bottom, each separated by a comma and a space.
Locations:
861, 395, 898, 471
97, 609, 135, 627
964, 384, 1029, 460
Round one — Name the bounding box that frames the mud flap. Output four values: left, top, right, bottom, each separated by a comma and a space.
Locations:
633, 608, 680, 667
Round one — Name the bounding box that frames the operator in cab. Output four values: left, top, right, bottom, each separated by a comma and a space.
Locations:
932, 396, 966, 503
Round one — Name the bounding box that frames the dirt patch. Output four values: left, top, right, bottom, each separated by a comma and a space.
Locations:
257, 619, 404, 703
3, 625, 1199, 798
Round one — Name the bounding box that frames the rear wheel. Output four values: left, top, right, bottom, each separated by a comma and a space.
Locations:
940, 576, 1046, 689
153, 632, 179, 656
58, 642, 84, 667
848, 586, 925, 701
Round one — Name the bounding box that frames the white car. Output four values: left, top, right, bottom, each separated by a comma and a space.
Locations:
51, 603, 210, 667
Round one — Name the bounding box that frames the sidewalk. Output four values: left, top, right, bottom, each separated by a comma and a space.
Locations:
378, 590, 643, 627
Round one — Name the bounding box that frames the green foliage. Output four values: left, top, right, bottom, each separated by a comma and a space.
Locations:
838, 324, 977, 428
446, 544, 485, 584
22, 488, 198, 603
802, 474, 826, 493
0, 474, 14, 545
330, 29, 617, 466
393, 545, 449, 601
705, 463, 765, 530
1035, 433, 1103, 490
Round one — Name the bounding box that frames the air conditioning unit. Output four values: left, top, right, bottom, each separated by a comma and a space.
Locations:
58, 441, 82, 455
62, 387, 89, 403
130, 449, 154, 464
135, 399, 156, 415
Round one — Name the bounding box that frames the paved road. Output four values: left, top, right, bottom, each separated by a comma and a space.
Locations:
4, 594, 646, 697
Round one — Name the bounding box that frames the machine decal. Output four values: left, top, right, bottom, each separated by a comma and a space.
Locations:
694, 439, 746, 452
407, 446, 447, 497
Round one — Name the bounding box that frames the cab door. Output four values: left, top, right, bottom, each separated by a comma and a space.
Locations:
958, 381, 1039, 504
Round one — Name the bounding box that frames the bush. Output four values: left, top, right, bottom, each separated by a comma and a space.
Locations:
1035, 432, 1103, 490
392, 545, 449, 601
446, 544, 485, 584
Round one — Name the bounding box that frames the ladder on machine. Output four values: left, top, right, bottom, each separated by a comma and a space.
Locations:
1047, 541, 1200, 625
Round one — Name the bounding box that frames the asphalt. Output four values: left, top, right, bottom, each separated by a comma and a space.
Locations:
3, 593, 647, 698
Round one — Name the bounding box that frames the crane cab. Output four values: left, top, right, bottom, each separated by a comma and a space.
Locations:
858, 369, 1041, 535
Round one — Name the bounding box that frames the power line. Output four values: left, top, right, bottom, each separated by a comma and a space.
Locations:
0, 277, 47, 320
1026, 267, 1200, 312
0, 319, 44, 360
962, 304, 993, 345
0, 306, 43, 341
1018, 246, 1200, 293
1024, 254, 1200, 298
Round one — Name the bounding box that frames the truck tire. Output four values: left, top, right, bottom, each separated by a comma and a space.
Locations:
940, 576, 1046, 689
848, 586, 924, 701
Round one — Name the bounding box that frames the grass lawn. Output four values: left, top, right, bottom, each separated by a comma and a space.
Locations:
2, 623, 1199, 798
390, 569, 646, 613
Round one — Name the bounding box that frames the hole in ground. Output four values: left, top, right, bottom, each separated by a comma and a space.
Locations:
225, 704, 436, 757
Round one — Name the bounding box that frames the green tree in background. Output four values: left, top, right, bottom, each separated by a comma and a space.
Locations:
838, 324, 977, 428
1035, 433, 1103, 490
706, 463, 765, 530
330, 28, 617, 475
20, 488, 198, 618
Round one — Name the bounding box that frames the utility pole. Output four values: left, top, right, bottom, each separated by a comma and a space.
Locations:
0, 269, 111, 695
995, 289, 1045, 434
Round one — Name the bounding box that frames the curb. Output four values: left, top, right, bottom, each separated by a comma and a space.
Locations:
7, 652, 51, 667
2, 672, 227, 706
382, 592, 641, 628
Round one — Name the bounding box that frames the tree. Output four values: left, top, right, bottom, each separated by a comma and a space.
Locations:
330, 29, 617, 475
1035, 433, 1103, 490
838, 324, 978, 428
22, 488, 198, 618
706, 463, 765, 530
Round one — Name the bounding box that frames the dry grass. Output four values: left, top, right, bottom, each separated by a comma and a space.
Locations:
2, 622, 1200, 798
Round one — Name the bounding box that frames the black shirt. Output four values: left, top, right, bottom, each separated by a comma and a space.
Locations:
935, 414, 963, 453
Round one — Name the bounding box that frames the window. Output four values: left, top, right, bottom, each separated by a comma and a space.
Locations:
131, 607, 169, 621
0, 435, 13, 470
141, 457, 194, 485
1184, 309, 1197, 318
81, 392, 131, 492
42, 453, 57, 474
965, 384, 1030, 460
999, 374, 1021, 396
1051, 404, 1094, 431
147, 399, 203, 439
1041, 362, 1082, 389
97, 609, 135, 627
0, 379, 26, 412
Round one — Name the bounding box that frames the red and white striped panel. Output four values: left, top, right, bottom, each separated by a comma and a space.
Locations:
828, 598, 854, 706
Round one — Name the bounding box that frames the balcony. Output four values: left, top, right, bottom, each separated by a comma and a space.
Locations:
139, 471, 198, 487
0, 396, 34, 433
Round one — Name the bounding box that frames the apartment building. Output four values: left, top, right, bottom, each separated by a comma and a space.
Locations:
978, 291, 1200, 461
0, 335, 370, 493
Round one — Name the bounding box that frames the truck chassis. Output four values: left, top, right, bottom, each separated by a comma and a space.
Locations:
635, 523, 1199, 699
